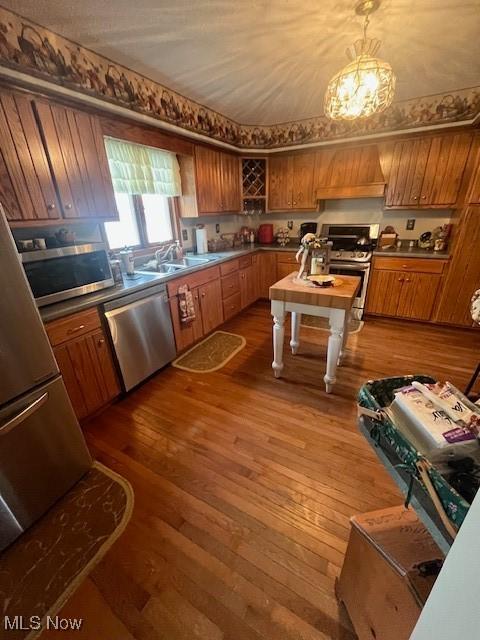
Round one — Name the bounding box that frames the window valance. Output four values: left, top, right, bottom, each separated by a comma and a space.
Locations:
104, 137, 181, 196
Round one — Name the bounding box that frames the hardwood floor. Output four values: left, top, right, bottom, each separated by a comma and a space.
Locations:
43, 302, 480, 640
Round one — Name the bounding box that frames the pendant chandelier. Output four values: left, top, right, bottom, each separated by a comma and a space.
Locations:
324, 0, 395, 121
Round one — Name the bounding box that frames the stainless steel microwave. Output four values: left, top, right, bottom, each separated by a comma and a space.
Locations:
21, 243, 114, 307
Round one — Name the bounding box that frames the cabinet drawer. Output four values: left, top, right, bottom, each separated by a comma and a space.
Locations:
239, 255, 252, 269
373, 257, 446, 274
276, 252, 297, 265
167, 266, 220, 297
46, 307, 101, 346
221, 272, 240, 299
220, 259, 239, 276
223, 292, 242, 320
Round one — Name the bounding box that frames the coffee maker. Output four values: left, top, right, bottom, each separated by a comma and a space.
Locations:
299, 222, 317, 237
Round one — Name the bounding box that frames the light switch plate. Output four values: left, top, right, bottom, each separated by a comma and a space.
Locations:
215, 223, 220, 233
406, 219, 416, 230
182, 229, 188, 241
287, 220, 293, 230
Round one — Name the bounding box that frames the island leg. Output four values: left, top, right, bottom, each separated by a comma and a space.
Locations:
338, 311, 350, 365
271, 300, 285, 378
324, 309, 344, 393
290, 311, 302, 355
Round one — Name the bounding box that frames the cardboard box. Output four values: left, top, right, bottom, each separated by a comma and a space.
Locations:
336, 506, 443, 640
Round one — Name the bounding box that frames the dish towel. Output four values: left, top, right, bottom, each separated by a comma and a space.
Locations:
178, 284, 196, 323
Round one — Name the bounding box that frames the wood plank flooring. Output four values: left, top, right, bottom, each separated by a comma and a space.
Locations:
42, 302, 480, 640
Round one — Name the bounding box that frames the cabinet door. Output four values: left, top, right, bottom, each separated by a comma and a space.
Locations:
365, 269, 404, 316
221, 153, 241, 212
384, 139, 430, 207
396, 273, 441, 321
258, 252, 277, 297
34, 101, 118, 219
467, 140, 480, 204
239, 265, 256, 308
0, 90, 60, 222
435, 206, 480, 325
194, 145, 222, 214
276, 262, 297, 281
268, 155, 293, 210
291, 153, 316, 209
169, 289, 204, 352
53, 329, 120, 420
420, 133, 471, 206
199, 279, 224, 334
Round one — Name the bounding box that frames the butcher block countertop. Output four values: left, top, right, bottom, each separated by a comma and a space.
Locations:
269, 273, 361, 310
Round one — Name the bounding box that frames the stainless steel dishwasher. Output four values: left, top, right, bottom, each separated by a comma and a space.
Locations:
104, 283, 176, 391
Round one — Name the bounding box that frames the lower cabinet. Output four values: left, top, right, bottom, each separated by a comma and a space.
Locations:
46, 308, 120, 420
366, 257, 447, 321
239, 256, 256, 308
168, 266, 224, 352
257, 251, 277, 298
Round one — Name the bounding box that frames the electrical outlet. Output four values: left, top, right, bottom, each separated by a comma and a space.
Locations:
181, 229, 188, 241
287, 220, 293, 230
215, 223, 220, 233
406, 219, 416, 230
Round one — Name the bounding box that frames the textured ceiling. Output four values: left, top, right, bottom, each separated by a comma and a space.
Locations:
2, 0, 480, 125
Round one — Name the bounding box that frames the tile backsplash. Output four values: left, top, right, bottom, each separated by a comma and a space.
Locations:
180, 199, 453, 250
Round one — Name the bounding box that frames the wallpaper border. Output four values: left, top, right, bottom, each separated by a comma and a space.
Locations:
0, 6, 478, 150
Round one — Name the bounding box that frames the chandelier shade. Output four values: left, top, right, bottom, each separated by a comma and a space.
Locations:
324, 53, 396, 120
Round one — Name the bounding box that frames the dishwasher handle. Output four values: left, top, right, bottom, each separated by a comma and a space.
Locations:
103, 283, 168, 312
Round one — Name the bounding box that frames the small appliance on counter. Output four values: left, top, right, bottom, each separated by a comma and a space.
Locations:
258, 223, 274, 244
296, 234, 332, 281
119, 247, 135, 275
299, 222, 318, 237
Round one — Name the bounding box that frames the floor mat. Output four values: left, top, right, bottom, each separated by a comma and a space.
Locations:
0, 461, 133, 640
300, 315, 364, 334
172, 330, 246, 373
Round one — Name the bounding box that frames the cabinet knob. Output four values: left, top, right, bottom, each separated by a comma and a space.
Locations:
47, 203, 56, 210
422, 195, 426, 200
398, 278, 404, 282
413, 196, 418, 201
405, 278, 411, 283
64, 203, 72, 210
402, 265, 408, 269
98, 338, 105, 346
201, 292, 206, 297
287, 201, 291, 206
293, 201, 297, 205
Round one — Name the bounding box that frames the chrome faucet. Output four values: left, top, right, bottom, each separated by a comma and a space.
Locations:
155, 241, 181, 264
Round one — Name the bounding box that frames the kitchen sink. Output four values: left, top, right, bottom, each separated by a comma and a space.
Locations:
137, 263, 187, 275
136, 254, 220, 276
165, 256, 210, 267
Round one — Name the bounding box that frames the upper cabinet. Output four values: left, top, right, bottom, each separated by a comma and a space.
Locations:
0, 89, 60, 222
0, 88, 119, 225
314, 144, 385, 199
268, 153, 317, 211
466, 136, 480, 204
380, 132, 472, 208
34, 101, 118, 219
179, 145, 241, 216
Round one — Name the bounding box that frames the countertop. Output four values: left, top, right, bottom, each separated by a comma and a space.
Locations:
373, 246, 450, 259
39, 242, 450, 322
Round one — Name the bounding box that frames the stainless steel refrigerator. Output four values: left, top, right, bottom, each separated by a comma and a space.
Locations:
0, 205, 92, 551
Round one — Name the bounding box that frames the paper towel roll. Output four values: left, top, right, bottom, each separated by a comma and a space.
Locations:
195, 227, 208, 254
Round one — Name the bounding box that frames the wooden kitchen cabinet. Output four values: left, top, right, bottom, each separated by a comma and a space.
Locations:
435, 205, 480, 326
33, 100, 118, 220
258, 251, 277, 298
169, 287, 204, 352
314, 144, 385, 199
46, 308, 120, 420
198, 278, 224, 333
239, 265, 255, 308
0, 89, 60, 222
193, 145, 241, 215
366, 257, 447, 321
381, 133, 472, 208
268, 153, 316, 211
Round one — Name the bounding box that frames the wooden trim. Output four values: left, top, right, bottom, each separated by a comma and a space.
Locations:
316, 183, 386, 200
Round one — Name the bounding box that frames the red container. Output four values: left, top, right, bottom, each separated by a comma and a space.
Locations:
258, 223, 274, 244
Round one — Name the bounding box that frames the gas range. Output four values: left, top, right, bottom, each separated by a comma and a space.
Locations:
321, 223, 379, 264
331, 249, 372, 263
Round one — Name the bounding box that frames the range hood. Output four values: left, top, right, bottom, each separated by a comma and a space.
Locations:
314, 143, 386, 200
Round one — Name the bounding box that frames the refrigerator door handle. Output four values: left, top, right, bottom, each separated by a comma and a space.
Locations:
0, 392, 49, 437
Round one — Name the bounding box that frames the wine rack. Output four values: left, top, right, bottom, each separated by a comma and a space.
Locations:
242, 157, 266, 214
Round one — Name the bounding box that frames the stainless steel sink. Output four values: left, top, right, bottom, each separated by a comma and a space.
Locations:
137, 263, 187, 275
166, 256, 211, 267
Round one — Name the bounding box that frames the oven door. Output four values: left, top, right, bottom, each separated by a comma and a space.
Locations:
329, 262, 370, 319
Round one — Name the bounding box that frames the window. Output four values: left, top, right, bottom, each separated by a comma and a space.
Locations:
104, 192, 175, 250
103, 137, 181, 250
